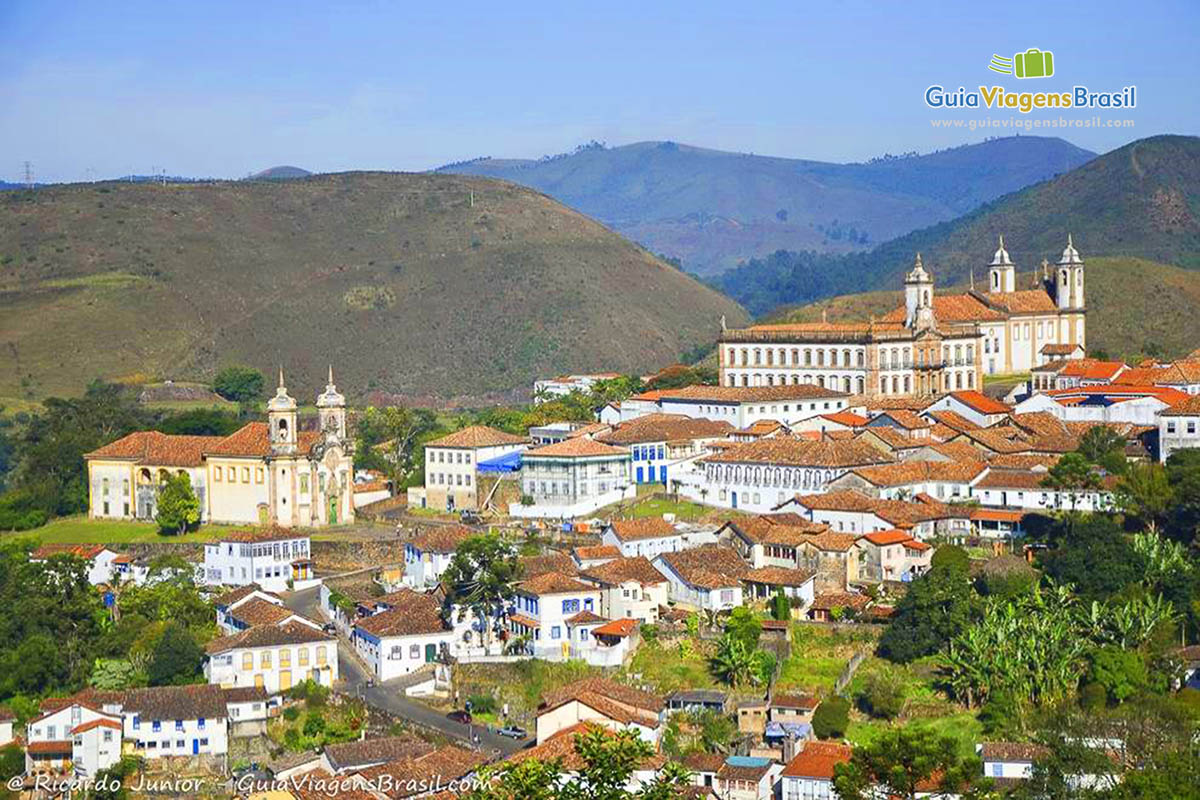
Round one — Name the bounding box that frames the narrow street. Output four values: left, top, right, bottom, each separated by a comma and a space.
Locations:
284, 586, 527, 756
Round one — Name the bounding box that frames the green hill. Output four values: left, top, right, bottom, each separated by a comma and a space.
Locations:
0, 172, 747, 404
439, 136, 1094, 275
719, 135, 1200, 315
764, 256, 1200, 361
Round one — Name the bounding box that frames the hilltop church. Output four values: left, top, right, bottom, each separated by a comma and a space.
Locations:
718, 236, 1087, 397
86, 369, 356, 528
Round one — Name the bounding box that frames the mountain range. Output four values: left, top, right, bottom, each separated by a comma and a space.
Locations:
718, 135, 1200, 316
438, 136, 1096, 275
0, 173, 745, 405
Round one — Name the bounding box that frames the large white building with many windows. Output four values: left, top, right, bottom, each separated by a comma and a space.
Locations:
717, 237, 1087, 396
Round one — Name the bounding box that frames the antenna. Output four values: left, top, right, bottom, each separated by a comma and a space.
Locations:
22, 161, 34, 189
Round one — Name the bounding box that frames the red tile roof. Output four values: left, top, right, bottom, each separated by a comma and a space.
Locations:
704, 436, 893, 468
31, 544, 109, 561
425, 425, 526, 449
607, 517, 677, 541
572, 545, 620, 562
85, 430, 223, 467
781, 741, 853, 779
821, 411, 870, 428
596, 413, 734, 445
657, 546, 748, 589
947, 390, 1012, 415
203, 422, 322, 457
409, 525, 475, 553
659, 384, 847, 403
218, 525, 309, 543
591, 618, 639, 637
518, 571, 599, 596
742, 565, 816, 587
860, 529, 914, 546
581, 556, 667, 587
1162, 395, 1200, 416
525, 438, 628, 458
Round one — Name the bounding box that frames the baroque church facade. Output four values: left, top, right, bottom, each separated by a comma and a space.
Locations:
86, 369, 355, 528
718, 236, 1087, 398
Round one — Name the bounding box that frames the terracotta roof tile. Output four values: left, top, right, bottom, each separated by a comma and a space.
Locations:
203, 422, 322, 457
85, 431, 224, 467
206, 620, 333, 654
781, 741, 853, 778
981, 289, 1058, 314
525, 438, 628, 458
565, 610, 607, 625
772, 693, 820, 710
519, 552, 579, 578
821, 410, 870, 427
860, 529, 914, 546
948, 390, 1012, 415
581, 556, 667, 587
31, 543, 109, 560
409, 525, 475, 553
596, 413, 734, 445
591, 618, 639, 637
572, 545, 620, 562
218, 525, 309, 544
540, 677, 663, 715
704, 435, 893, 468
607, 517, 677, 541
980, 742, 1050, 762
848, 460, 987, 487
1162, 395, 1200, 416
354, 595, 446, 638
228, 597, 293, 627
923, 410, 981, 433
425, 425, 526, 449
657, 546, 748, 589
809, 592, 870, 612
518, 571, 598, 596
742, 565, 816, 587
322, 736, 436, 772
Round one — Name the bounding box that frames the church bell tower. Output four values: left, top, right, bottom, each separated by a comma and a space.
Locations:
267, 368, 299, 454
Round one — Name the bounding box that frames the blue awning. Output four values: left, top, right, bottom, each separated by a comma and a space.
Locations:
477, 451, 523, 473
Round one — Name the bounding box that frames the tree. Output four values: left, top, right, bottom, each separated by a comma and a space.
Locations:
441, 533, 520, 650
467, 727, 690, 800
1089, 646, 1147, 705
878, 560, 974, 663
1038, 515, 1146, 602
812, 695, 850, 739
723, 606, 762, 651
711, 634, 763, 687
212, 365, 265, 402
356, 405, 438, 488
155, 472, 200, 534
157, 409, 242, 436
90, 658, 145, 690
146, 622, 203, 686
1078, 426, 1128, 474
832, 727, 986, 800
771, 590, 791, 621
1165, 449, 1200, 545
1041, 452, 1101, 511
1116, 462, 1173, 528
858, 670, 907, 719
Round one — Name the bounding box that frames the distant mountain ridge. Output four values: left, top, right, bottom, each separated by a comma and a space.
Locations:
0, 172, 746, 403
437, 136, 1095, 274
717, 135, 1200, 316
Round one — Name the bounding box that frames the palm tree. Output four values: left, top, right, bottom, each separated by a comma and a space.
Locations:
711, 635, 757, 687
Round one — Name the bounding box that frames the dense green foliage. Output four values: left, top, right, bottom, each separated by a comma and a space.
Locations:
212, 365, 266, 402
812, 695, 851, 739
154, 472, 200, 534
442, 533, 521, 649
877, 553, 974, 663
832, 727, 987, 800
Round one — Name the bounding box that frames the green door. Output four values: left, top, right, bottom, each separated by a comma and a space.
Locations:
328, 498, 338, 524
425, 644, 437, 662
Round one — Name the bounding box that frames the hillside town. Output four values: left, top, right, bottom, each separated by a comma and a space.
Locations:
2, 236, 1199, 799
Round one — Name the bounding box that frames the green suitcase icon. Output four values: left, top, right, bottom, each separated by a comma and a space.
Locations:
1014, 48, 1054, 78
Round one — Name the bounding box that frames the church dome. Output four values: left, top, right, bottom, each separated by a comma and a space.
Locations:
316, 366, 345, 408
989, 235, 1013, 266
267, 368, 298, 411
1058, 233, 1083, 265
906, 252, 931, 283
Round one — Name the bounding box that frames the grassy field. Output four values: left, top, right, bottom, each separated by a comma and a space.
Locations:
623, 638, 720, 693
846, 711, 983, 759
453, 659, 599, 725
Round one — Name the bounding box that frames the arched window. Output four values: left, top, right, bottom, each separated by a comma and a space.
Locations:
904, 376, 911, 393
891, 376, 900, 394
843, 377, 851, 393
817, 376, 826, 388
857, 351, 865, 367
856, 377, 865, 394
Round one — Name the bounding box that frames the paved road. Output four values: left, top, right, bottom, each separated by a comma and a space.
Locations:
284, 586, 526, 756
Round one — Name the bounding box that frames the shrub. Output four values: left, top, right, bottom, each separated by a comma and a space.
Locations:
859, 671, 906, 719
812, 695, 850, 739
468, 693, 497, 714
1079, 681, 1107, 711
282, 705, 300, 721
302, 712, 326, 738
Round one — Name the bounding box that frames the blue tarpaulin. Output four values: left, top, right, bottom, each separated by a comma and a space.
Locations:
477, 451, 522, 473
764, 722, 812, 741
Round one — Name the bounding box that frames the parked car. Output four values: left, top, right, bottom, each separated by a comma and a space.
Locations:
447, 710, 472, 724
459, 510, 481, 524
497, 726, 527, 739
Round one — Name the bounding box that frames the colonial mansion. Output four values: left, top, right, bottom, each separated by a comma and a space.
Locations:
85, 369, 356, 528
718, 236, 1087, 397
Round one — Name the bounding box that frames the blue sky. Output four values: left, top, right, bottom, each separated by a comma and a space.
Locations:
2, 0, 1197, 182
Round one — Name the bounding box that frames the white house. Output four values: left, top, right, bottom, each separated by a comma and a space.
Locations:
403, 525, 474, 588
653, 546, 747, 612
350, 594, 456, 682
1014, 386, 1186, 427
514, 438, 634, 519
924, 390, 1013, 428
684, 436, 893, 514
0, 707, 13, 748
654, 384, 851, 428
972, 469, 1116, 513
741, 566, 816, 607
201, 528, 313, 593
827, 459, 989, 502
978, 742, 1049, 783
419, 425, 527, 512
213, 585, 285, 634
855, 530, 932, 583
30, 545, 121, 587
118, 685, 230, 760
25, 701, 122, 778
534, 678, 663, 746
508, 572, 604, 661
579, 556, 670, 623
601, 518, 687, 558
205, 621, 337, 694
595, 413, 734, 487
1160, 395, 1200, 463
779, 741, 853, 800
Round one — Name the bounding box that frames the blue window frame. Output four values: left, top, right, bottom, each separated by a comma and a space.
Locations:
198, 718, 205, 729
657, 445, 665, 459
580, 628, 589, 640
132, 716, 140, 730
584, 598, 594, 611
175, 720, 184, 731
562, 598, 580, 614
551, 626, 561, 639
152, 720, 161, 733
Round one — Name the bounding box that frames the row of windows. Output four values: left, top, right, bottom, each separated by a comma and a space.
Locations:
214, 465, 264, 484
100, 478, 131, 497
1165, 420, 1198, 435
430, 449, 473, 465
131, 716, 207, 731
528, 480, 610, 496
729, 347, 866, 368
238, 645, 327, 670
724, 373, 865, 393
704, 464, 837, 489
134, 737, 209, 750
430, 472, 473, 487
633, 445, 665, 461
